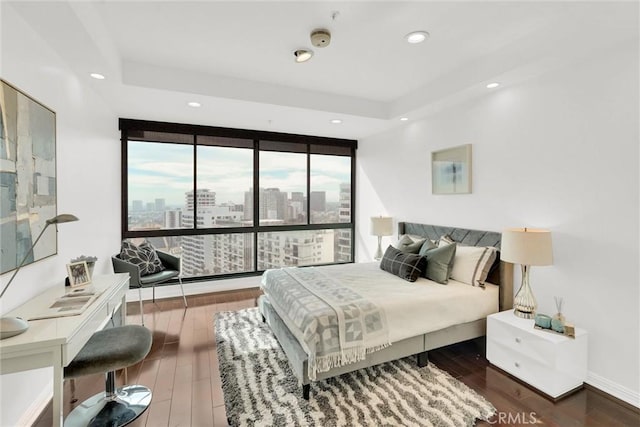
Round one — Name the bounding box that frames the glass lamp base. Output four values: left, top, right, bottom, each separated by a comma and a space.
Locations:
513, 264, 537, 319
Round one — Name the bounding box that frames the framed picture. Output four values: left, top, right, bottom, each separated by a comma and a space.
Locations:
431, 144, 472, 194
67, 261, 92, 287
1, 79, 57, 274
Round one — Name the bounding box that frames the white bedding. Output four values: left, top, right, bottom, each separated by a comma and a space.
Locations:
303, 262, 499, 343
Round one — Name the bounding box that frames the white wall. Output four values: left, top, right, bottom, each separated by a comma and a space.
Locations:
0, 4, 120, 425
356, 40, 639, 406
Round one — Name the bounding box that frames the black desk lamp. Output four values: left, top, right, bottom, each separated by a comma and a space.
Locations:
0, 214, 79, 339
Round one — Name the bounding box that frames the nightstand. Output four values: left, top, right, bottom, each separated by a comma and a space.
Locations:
486, 309, 588, 400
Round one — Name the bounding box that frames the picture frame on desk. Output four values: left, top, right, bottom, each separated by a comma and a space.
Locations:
67, 261, 91, 287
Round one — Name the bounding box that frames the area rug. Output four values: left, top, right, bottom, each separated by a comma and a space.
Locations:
215, 308, 496, 427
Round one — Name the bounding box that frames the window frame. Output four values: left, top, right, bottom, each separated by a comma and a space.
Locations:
119, 118, 357, 282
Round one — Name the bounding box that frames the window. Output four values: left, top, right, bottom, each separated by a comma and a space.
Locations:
120, 119, 356, 283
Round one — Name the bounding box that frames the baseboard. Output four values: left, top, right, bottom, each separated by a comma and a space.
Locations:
587, 371, 640, 409
17, 382, 52, 427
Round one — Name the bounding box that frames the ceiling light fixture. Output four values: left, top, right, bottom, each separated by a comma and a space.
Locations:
400, 117, 409, 121
90, 73, 105, 80
331, 119, 342, 124
486, 82, 500, 89
405, 31, 430, 44
187, 101, 201, 107
294, 49, 314, 63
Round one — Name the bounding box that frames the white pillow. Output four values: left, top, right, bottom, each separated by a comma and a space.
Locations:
450, 245, 497, 287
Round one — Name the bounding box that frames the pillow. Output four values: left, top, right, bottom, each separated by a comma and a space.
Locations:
418, 239, 437, 255
421, 243, 457, 284
392, 234, 426, 254
450, 245, 498, 287
120, 240, 165, 276
380, 245, 426, 282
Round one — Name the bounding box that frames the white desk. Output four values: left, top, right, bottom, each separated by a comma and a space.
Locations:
0, 274, 129, 427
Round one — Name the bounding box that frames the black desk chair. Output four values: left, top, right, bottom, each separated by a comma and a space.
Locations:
112, 251, 187, 325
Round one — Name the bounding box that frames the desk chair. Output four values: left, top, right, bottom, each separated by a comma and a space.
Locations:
112, 251, 187, 325
64, 325, 152, 427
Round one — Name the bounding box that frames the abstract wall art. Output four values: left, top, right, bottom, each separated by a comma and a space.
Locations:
431, 144, 472, 195
1, 80, 57, 274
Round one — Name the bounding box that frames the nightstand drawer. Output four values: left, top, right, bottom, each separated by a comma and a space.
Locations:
487, 339, 583, 398
487, 314, 554, 367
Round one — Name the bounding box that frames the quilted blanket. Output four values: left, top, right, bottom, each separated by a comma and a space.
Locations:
261, 267, 391, 380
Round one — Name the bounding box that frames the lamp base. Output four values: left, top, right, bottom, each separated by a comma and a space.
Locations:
374, 236, 383, 261
513, 264, 537, 319
0, 316, 29, 340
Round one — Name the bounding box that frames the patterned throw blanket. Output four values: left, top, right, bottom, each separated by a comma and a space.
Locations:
261, 267, 391, 380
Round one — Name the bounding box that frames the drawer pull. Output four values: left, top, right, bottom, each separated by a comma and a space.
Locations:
514, 362, 520, 368
515, 337, 522, 344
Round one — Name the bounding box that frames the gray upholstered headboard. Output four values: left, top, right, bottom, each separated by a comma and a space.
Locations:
398, 222, 513, 311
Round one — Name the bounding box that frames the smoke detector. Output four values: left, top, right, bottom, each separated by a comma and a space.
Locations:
310, 29, 331, 48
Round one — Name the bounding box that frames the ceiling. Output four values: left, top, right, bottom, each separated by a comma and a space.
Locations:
6, 1, 638, 139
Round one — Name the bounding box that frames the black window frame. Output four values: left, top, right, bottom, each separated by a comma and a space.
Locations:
119, 118, 357, 282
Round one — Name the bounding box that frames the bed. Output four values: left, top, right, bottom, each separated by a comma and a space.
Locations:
258, 222, 513, 399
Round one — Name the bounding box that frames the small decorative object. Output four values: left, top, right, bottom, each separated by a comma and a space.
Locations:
551, 297, 565, 333
534, 313, 552, 329
67, 261, 92, 288
563, 323, 576, 338
431, 144, 472, 194
370, 216, 393, 260
501, 228, 553, 319
71, 255, 97, 278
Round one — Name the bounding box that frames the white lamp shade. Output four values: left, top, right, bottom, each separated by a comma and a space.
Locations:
370, 216, 393, 236
501, 228, 553, 266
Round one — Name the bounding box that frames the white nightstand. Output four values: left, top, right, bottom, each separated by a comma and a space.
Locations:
487, 309, 588, 400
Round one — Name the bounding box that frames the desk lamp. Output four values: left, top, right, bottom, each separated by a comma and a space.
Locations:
0, 214, 79, 339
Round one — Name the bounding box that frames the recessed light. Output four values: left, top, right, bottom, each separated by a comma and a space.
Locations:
486, 82, 500, 89
400, 117, 409, 121
90, 73, 105, 80
330, 119, 342, 124
187, 101, 201, 108
405, 31, 429, 44
294, 49, 314, 63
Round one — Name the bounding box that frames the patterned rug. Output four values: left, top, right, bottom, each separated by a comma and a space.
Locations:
215, 308, 496, 427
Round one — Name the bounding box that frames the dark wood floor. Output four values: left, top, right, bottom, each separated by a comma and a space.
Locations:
33, 289, 639, 426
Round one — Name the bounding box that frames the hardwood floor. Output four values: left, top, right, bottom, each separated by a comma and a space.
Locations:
33, 290, 639, 426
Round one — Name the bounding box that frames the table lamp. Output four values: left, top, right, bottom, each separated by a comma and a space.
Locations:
501, 227, 553, 319
370, 216, 393, 260
0, 214, 79, 339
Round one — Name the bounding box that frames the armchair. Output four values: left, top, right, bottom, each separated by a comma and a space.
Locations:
112, 251, 187, 325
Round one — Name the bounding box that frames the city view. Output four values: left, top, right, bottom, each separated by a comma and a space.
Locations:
128, 184, 352, 278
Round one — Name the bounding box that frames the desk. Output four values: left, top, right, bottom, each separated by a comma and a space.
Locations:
0, 274, 129, 427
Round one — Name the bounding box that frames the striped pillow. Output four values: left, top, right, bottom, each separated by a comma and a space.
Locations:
379, 246, 426, 282
450, 245, 497, 287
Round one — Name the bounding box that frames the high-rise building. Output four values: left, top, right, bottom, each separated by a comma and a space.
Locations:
257, 229, 334, 269
146, 202, 155, 211
155, 198, 166, 212
310, 191, 326, 212
132, 200, 143, 211
337, 182, 352, 262
164, 210, 182, 229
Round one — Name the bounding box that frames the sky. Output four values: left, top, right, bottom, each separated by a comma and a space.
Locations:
127, 141, 350, 207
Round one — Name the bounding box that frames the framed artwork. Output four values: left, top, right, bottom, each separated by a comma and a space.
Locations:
1, 79, 57, 274
431, 144, 472, 194
67, 261, 92, 287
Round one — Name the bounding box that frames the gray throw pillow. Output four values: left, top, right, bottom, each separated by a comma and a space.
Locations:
418, 239, 438, 255
380, 246, 426, 282
422, 243, 457, 284
120, 240, 165, 276
393, 234, 426, 254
